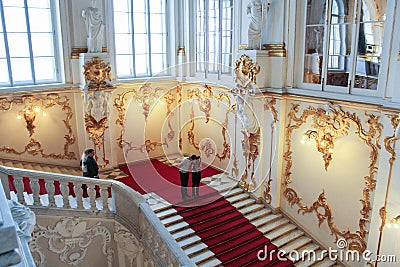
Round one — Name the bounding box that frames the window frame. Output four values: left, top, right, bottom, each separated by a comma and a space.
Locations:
110, 0, 171, 80
191, 0, 235, 82
294, 0, 390, 99
0, 0, 64, 89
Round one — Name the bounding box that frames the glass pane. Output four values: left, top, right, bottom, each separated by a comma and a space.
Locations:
31, 33, 54, 57
10, 58, 32, 83
0, 59, 9, 84
27, 0, 50, 8
28, 8, 52, 32
113, 0, 130, 12
303, 54, 322, 84
135, 54, 149, 76
306, 0, 326, 25
115, 33, 133, 54
360, 0, 386, 23
151, 53, 166, 74
150, 34, 165, 53
132, 0, 146, 13
197, 34, 204, 53
150, 0, 164, 14
2, 0, 24, 7
150, 14, 164, 33
34, 57, 56, 81
113, 12, 131, 34
0, 34, 5, 58
134, 34, 148, 54
133, 13, 147, 34
358, 22, 385, 56
208, 52, 217, 73
326, 55, 351, 86
115, 55, 133, 78
305, 25, 324, 54
7, 33, 30, 57
3, 7, 27, 32
221, 53, 231, 73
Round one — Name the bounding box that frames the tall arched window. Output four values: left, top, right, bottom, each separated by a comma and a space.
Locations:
300, 0, 386, 95
0, 0, 61, 87
112, 0, 169, 78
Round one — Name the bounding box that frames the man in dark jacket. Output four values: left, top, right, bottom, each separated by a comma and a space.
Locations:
84, 148, 99, 178
82, 148, 100, 197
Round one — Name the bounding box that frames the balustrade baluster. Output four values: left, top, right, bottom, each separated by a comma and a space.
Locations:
87, 183, 96, 211
45, 180, 56, 207
13, 176, 25, 205
100, 185, 109, 212
29, 177, 40, 207
0, 172, 10, 199
60, 181, 70, 208
75, 183, 84, 209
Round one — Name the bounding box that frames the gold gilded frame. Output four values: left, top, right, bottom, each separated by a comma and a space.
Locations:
0, 94, 76, 159
283, 102, 382, 253
186, 84, 232, 160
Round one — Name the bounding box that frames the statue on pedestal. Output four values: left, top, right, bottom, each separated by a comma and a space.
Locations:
247, 0, 270, 50
82, 0, 104, 53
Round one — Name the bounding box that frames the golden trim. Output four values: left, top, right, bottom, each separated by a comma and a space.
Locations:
231, 153, 239, 178
176, 46, 186, 56
263, 97, 278, 203
71, 47, 107, 59
188, 105, 199, 150
283, 103, 382, 253
263, 43, 286, 57
123, 139, 165, 155
234, 54, 260, 86
83, 57, 114, 90
215, 92, 232, 161
398, 51, 400, 61
241, 128, 260, 191
0, 94, 76, 159
84, 114, 108, 148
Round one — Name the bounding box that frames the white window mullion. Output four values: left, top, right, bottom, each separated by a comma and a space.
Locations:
0, 0, 13, 86
146, 0, 152, 76
23, 0, 35, 84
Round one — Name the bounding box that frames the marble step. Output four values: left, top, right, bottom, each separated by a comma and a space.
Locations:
226, 192, 251, 204
243, 208, 273, 222
190, 250, 215, 265
252, 213, 284, 229
184, 242, 209, 257
291, 242, 320, 264
280, 235, 312, 253
178, 235, 202, 249
236, 201, 264, 214
166, 221, 190, 234
273, 229, 307, 247
161, 214, 183, 227
265, 223, 297, 241
197, 256, 222, 267
156, 207, 177, 220
149, 202, 171, 213
172, 228, 195, 241
223, 187, 244, 198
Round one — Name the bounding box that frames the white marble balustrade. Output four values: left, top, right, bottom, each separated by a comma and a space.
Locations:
0, 166, 114, 212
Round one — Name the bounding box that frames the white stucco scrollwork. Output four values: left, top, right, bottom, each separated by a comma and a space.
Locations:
30, 217, 114, 266
115, 223, 143, 266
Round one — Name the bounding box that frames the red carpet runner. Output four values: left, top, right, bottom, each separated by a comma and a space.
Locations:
120, 160, 294, 266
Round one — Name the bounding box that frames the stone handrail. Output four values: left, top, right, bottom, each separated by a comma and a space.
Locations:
0, 165, 193, 266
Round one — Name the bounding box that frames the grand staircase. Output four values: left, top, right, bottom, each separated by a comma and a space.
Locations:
0, 159, 82, 176
148, 181, 340, 267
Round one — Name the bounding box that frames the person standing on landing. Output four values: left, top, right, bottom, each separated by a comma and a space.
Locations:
80, 150, 88, 176
84, 149, 99, 178
179, 155, 196, 200
192, 156, 202, 198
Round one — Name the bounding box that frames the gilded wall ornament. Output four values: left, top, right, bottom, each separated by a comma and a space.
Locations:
200, 139, 216, 158
0, 94, 76, 159
234, 54, 260, 89
241, 127, 260, 191
30, 217, 114, 266
123, 139, 166, 156
85, 114, 108, 148
83, 57, 115, 90
283, 103, 382, 253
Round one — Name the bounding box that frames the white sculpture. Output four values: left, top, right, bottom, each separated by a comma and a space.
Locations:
82, 0, 104, 53
247, 0, 270, 50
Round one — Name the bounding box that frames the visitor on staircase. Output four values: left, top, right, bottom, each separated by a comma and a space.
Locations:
178, 155, 196, 201
192, 155, 201, 198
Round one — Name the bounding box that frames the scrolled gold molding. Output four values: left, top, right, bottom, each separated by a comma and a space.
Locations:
83, 57, 115, 90
0, 94, 76, 160
71, 47, 107, 59
176, 46, 185, 56
241, 127, 260, 191
234, 54, 260, 86
123, 139, 166, 156
283, 102, 382, 253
